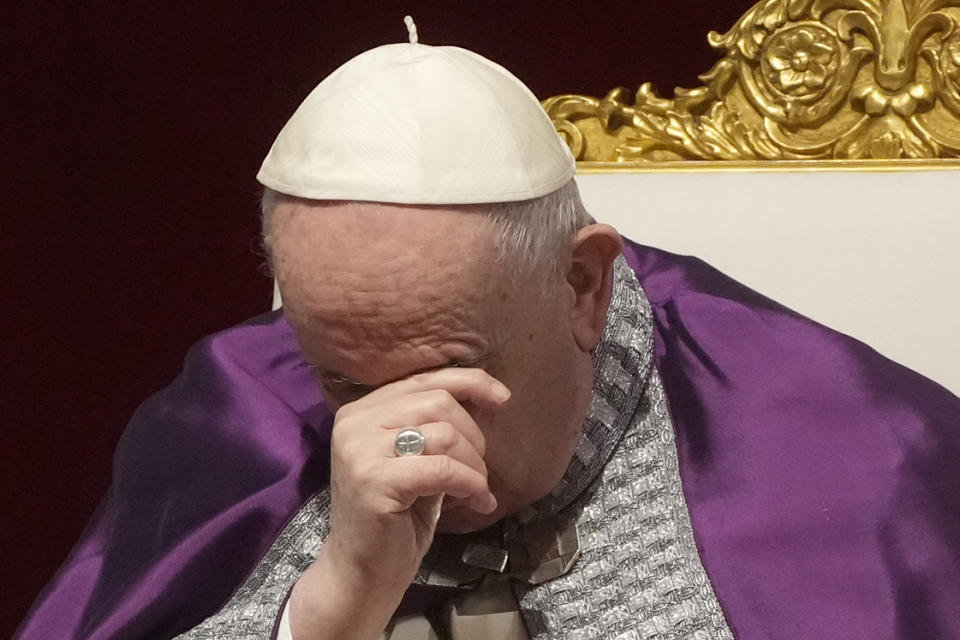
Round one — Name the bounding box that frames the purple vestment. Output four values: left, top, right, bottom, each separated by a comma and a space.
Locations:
16, 240, 960, 639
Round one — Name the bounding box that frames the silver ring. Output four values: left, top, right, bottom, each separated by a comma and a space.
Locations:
394, 428, 426, 456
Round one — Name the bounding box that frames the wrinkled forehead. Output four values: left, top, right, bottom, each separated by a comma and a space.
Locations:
271, 199, 505, 331
269, 198, 490, 254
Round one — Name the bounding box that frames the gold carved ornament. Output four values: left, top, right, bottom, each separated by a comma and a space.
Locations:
544, 0, 960, 160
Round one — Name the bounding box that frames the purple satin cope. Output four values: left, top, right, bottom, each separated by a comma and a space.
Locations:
622, 242, 960, 639
16, 240, 960, 639
15, 313, 332, 639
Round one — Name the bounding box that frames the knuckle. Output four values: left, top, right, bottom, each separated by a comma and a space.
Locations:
427, 388, 457, 411
431, 422, 458, 450
430, 388, 454, 403
431, 455, 455, 483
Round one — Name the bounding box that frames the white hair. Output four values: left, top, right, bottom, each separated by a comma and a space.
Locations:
480, 179, 593, 283
260, 178, 592, 285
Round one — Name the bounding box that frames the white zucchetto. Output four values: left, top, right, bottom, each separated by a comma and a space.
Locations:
257, 21, 575, 205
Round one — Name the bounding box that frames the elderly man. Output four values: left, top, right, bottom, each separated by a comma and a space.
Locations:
17, 24, 960, 640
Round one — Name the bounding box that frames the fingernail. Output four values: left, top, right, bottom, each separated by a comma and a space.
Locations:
492, 382, 511, 402
484, 492, 498, 513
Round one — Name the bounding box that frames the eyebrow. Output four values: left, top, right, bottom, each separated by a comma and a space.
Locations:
308, 353, 492, 389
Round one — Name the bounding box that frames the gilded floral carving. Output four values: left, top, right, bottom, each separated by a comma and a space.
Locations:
764, 26, 839, 95
544, 0, 960, 160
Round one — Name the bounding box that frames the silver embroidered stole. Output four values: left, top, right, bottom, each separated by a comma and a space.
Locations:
177, 258, 732, 640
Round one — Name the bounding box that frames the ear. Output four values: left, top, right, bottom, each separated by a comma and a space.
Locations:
566, 224, 623, 352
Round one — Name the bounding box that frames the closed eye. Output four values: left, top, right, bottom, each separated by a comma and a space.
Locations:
307, 352, 494, 400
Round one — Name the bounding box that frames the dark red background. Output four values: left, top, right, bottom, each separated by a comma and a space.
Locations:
2, 2, 753, 635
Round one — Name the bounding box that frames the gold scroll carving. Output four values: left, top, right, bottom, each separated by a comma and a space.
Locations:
544, 0, 960, 160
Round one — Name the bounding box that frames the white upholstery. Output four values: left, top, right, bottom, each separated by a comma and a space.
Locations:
577, 168, 960, 395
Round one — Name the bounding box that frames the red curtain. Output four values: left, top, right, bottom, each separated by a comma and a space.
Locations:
1, 1, 754, 634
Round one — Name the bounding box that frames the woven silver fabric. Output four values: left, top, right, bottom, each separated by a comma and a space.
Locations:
176, 257, 732, 639
174, 492, 331, 639
511, 369, 732, 639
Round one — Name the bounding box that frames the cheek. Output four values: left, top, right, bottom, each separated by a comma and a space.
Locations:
505, 330, 581, 422
532, 329, 591, 428
480, 358, 585, 485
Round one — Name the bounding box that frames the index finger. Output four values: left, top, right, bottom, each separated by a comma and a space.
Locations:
353, 367, 510, 409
